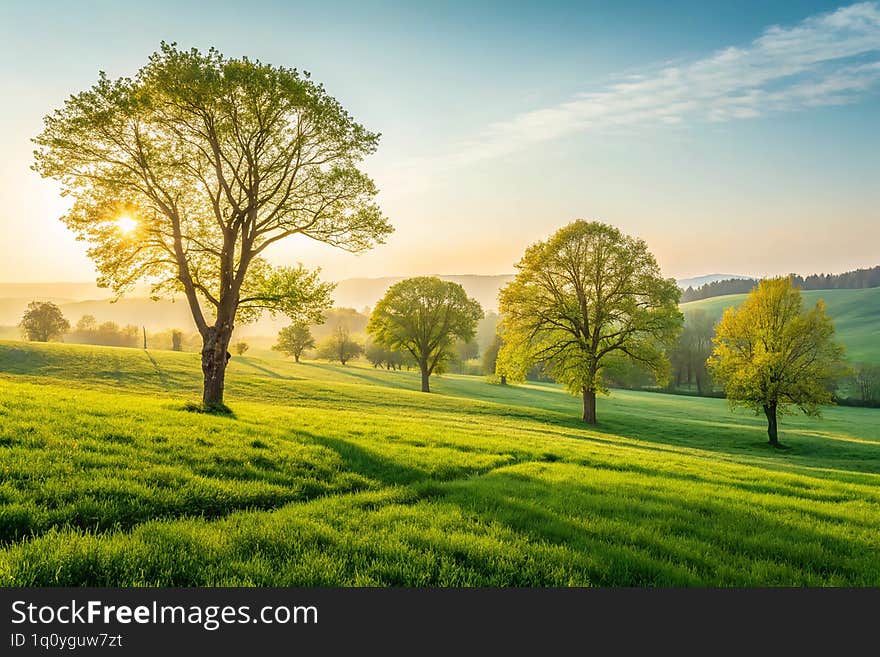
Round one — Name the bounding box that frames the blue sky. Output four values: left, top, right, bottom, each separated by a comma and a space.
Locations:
1, 0, 878, 282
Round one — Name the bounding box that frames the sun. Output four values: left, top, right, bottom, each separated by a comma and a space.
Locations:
116, 215, 138, 235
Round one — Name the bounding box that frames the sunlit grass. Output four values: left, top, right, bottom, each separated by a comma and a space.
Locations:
0, 340, 877, 585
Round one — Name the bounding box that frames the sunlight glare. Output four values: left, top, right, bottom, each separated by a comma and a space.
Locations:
116, 214, 137, 235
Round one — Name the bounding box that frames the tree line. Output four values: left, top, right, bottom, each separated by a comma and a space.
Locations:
17, 303, 203, 352
680, 265, 880, 303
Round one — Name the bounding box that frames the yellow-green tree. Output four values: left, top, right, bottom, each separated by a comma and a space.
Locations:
317, 325, 363, 366
498, 221, 682, 423
708, 278, 846, 447
273, 322, 315, 363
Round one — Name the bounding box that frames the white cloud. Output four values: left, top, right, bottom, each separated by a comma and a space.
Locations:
382, 2, 880, 186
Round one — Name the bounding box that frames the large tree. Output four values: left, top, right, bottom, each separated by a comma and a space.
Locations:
367, 277, 483, 392
273, 322, 315, 363
708, 277, 847, 447
498, 220, 681, 423
33, 43, 390, 410
19, 301, 70, 342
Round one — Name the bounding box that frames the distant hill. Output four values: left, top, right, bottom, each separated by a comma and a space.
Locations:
675, 274, 751, 290
680, 278, 758, 302
0, 282, 109, 302
679, 266, 880, 303
0, 274, 516, 337
681, 288, 880, 364
0, 296, 198, 332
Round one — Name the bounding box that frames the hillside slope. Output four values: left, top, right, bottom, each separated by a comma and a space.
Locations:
681, 287, 880, 363
0, 341, 878, 586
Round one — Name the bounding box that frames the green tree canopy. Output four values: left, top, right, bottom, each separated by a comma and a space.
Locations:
317, 325, 363, 365
367, 277, 483, 392
668, 309, 715, 395
75, 315, 97, 332
273, 322, 315, 363
19, 301, 70, 342
482, 333, 501, 375
708, 277, 847, 446
851, 363, 880, 404
498, 220, 681, 423
365, 340, 408, 371
33, 43, 390, 409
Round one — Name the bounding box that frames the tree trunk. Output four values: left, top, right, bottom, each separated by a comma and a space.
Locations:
764, 402, 779, 446
294, 353, 300, 363
500, 374, 507, 385
582, 387, 597, 424
201, 322, 233, 410
420, 361, 430, 393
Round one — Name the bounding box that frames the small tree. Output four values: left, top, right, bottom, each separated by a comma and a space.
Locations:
851, 363, 880, 403
19, 301, 70, 342
708, 278, 847, 447
367, 277, 483, 392
317, 325, 363, 365
450, 338, 479, 373
234, 341, 249, 356
668, 309, 715, 394
365, 340, 406, 370
498, 220, 681, 423
76, 315, 97, 332
273, 323, 315, 363
171, 329, 183, 352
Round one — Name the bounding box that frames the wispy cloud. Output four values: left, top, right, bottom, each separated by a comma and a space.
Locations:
385, 2, 880, 183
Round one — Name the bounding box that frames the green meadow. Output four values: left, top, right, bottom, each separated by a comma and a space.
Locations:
0, 340, 878, 586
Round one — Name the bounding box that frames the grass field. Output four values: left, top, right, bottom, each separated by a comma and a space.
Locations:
0, 340, 878, 586
681, 287, 880, 364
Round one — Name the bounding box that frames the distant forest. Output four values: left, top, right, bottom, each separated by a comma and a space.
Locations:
680, 266, 880, 303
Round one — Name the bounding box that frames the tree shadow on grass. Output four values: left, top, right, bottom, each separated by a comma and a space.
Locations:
143, 350, 171, 391
407, 376, 880, 471
585, 410, 880, 479
308, 434, 429, 486
427, 381, 880, 479
233, 357, 301, 381
181, 401, 238, 419
337, 368, 423, 391
432, 467, 880, 585
296, 362, 421, 391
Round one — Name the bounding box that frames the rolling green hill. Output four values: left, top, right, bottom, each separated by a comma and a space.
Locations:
681, 287, 880, 364
0, 341, 878, 586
